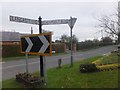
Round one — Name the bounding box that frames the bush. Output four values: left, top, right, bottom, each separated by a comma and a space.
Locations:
16, 73, 42, 87
97, 63, 120, 71
80, 63, 98, 73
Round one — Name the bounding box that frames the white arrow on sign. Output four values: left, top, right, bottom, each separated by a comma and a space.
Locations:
25, 37, 33, 52
24, 36, 49, 53
38, 36, 49, 53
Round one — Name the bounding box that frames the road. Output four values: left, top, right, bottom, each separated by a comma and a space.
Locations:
2, 45, 117, 80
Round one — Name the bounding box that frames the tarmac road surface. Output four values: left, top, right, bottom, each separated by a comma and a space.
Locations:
2, 45, 117, 80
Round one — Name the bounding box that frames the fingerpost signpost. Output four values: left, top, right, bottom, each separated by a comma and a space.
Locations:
9, 15, 77, 85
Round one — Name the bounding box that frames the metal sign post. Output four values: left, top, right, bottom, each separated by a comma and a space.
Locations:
25, 27, 33, 73
43, 56, 47, 84
39, 16, 44, 80
70, 17, 73, 67
68, 17, 77, 66
25, 54, 28, 73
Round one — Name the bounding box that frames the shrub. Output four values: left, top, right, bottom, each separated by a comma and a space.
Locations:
97, 63, 120, 71
16, 73, 42, 87
80, 63, 98, 73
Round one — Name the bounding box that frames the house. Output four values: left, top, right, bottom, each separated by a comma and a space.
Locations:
0, 31, 20, 45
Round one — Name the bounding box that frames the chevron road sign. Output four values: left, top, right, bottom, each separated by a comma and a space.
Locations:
20, 33, 52, 56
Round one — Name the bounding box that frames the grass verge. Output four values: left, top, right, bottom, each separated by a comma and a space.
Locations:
2, 56, 119, 88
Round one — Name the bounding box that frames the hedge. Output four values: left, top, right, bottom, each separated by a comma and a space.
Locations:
2, 44, 23, 58
76, 40, 114, 50
2, 43, 66, 58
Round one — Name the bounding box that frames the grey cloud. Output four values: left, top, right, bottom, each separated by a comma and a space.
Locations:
1, 2, 117, 41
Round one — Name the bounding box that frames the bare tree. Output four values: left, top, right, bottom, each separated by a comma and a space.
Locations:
96, 2, 120, 44
97, 14, 118, 39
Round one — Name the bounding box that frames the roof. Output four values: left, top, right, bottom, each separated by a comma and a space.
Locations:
0, 30, 51, 42
0, 31, 20, 41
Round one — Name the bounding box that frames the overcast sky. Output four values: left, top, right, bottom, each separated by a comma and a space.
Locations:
1, 1, 118, 41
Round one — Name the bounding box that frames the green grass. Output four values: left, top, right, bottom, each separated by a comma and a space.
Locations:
98, 53, 119, 65
2, 56, 119, 88
2, 79, 24, 88
47, 68, 119, 88
44, 56, 119, 88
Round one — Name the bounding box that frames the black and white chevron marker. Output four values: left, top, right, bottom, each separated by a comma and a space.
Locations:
20, 33, 52, 56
